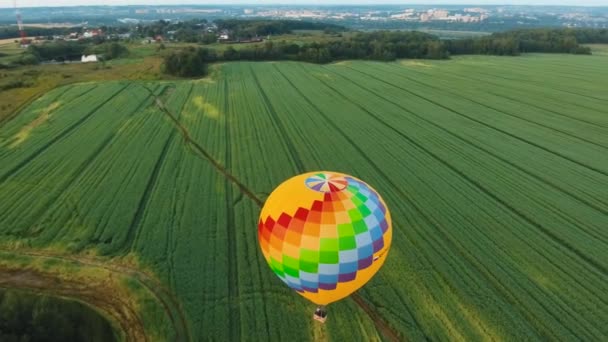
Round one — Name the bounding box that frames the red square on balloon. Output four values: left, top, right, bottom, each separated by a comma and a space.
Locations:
294, 208, 309, 221
277, 213, 292, 229
311, 200, 323, 212
265, 217, 276, 231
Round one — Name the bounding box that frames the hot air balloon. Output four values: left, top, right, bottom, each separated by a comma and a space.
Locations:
258, 171, 392, 323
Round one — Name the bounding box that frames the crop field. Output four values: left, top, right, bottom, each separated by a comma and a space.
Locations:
0, 53, 607, 341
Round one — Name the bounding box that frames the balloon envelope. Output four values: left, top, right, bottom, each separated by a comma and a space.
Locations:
258, 171, 392, 305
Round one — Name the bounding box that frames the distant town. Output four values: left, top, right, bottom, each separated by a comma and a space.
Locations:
1, 5, 607, 31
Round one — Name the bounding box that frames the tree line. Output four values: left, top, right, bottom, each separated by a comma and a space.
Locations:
163, 30, 447, 76
446, 28, 607, 56
163, 28, 606, 77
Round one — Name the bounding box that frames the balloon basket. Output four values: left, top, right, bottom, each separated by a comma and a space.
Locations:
313, 306, 327, 323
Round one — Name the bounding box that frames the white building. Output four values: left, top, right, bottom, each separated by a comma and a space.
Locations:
81, 54, 98, 63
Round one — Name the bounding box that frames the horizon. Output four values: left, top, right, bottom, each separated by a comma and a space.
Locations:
3, 1, 608, 9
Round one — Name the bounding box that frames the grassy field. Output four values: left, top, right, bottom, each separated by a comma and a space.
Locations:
0, 53, 607, 340
587, 44, 608, 56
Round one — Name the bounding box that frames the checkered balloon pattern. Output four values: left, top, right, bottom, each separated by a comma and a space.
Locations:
258, 172, 391, 300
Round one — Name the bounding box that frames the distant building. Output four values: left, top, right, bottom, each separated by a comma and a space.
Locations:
218, 30, 231, 41
20, 38, 32, 48
83, 29, 102, 38
81, 54, 98, 63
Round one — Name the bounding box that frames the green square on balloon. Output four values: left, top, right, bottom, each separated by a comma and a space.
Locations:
352, 196, 364, 207
339, 236, 356, 250
356, 192, 368, 202
270, 257, 284, 277
348, 208, 363, 221
337, 223, 355, 237
353, 220, 367, 234
300, 260, 318, 273
283, 255, 299, 269
358, 205, 371, 217
320, 238, 339, 252
300, 249, 319, 263
283, 265, 299, 277
319, 250, 339, 264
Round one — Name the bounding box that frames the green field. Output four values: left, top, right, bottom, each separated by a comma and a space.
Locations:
0, 53, 607, 341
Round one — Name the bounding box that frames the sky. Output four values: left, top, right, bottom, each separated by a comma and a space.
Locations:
2, 0, 608, 8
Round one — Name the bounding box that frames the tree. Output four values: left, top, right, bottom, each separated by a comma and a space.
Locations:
163, 47, 209, 77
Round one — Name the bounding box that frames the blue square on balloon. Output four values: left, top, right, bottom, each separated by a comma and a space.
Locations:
357, 244, 373, 259
355, 231, 372, 246
301, 279, 318, 289
365, 199, 378, 213
319, 273, 338, 284
364, 213, 378, 229
374, 209, 384, 223
339, 261, 358, 274
285, 274, 302, 287
339, 250, 358, 263
318, 263, 339, 276
370, 226, 383, 241
366, 192, 378, 203
300, 271, 319, 283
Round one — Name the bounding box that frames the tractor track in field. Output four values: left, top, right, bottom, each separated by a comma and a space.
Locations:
222, 78, 242, 342
249, 66, 306, 173
0, 248, 191, 342
145, 84, 263, 207
122, 84, 188, 253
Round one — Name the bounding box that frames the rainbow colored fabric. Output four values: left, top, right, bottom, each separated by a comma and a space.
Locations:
258, 172, 392, 305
